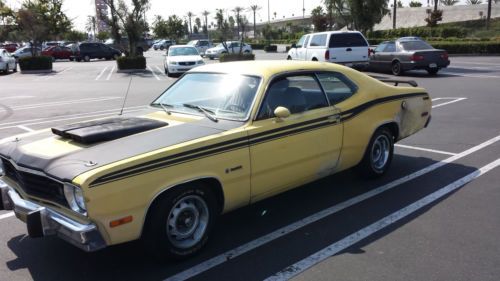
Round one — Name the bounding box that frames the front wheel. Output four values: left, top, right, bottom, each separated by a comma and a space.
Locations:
287, 56, 292, 60
357, 127, 394, 178
13, 63, 17, 72
391, 61, 403, 76
142, 183, 217, 260
84, 55, 90, 62
427, 68, 439, 75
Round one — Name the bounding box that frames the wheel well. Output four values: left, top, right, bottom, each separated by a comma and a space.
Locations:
312, 57, 318, 61
391, 59, 400, 65
380, 122, 399, 140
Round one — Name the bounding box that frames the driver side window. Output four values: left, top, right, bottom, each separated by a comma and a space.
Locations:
257, 75, 329, 120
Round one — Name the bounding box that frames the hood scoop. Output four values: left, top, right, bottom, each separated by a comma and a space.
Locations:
51, 117, 167, 144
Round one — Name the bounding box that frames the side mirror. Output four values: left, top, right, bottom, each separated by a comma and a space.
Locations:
291, 43, 297, 48
369, 48, 375, 55
274, 106, 291, 121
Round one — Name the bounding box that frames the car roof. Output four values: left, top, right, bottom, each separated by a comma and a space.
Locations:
190, 60, 354, 77
306, 30, 364, 36
397, 36, 423, 42
170, 45, 196, 48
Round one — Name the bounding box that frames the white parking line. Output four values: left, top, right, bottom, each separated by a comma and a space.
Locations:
106, 65, 115, 81
45, 66, 73, 80
155, 65, 165, 76
266, 157, 500, 281
17, 125, 34, 132
0, 96, 34, 101
432, 98, 467, 108
95, 66, 109, 81
0, 97, 121, 112
148, 66, 161, 80
0, 212, 14, 220
395, 144, 457, 156
164, 135, 500, 281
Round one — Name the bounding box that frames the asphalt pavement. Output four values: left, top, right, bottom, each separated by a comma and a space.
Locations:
0, 50, 499, 281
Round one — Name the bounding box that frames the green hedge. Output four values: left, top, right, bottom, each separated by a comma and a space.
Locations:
117, 56, 146, 70
18, 56, 52, 71
219, 53, 255, 62
367, 26, 467, 39
431, 42, 500, 54
264, 45, 278, 52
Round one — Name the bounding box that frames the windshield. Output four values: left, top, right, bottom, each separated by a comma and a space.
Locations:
152, 73, 261, 121
187, 41, 196, 46
169, 47, 199, 56
400, 40, 433, 51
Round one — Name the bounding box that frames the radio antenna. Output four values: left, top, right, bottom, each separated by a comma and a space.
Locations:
119, 75, 133, 116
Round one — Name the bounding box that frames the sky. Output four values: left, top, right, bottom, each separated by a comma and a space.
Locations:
4, 0, 470, 32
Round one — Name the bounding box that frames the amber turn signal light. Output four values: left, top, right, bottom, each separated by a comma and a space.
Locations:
110, 216, 133, 228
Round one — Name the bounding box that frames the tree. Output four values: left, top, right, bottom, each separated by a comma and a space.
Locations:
232, 6, 244, 37
441, 0, 459, 5
228, 16, 235, 32
86, 16, 97, 40
165, 15, 184, 40
202, 10, 210, 35
103, 0, 150, 57
96, 30, 110, 41
104, 0, 121, 44
466, 0, 482, 4
311, 6, 328, 32
186, 11, 194, 34
64, 29, 87, 41
195, 17, 201, 31
215, 9, 224, 30
0, 1, 16, 41
409, 1, 423, 7
323, 0, 388, 32
152, 15, 168, 38
249, 5, 260, 39
397, 0, 403, 7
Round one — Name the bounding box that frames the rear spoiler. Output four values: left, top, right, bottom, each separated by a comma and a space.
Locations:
371, 76, 418, 87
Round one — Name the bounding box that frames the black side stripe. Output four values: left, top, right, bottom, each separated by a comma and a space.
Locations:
89, 92, 427, 187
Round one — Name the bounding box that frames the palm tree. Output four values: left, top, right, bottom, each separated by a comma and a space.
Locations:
202, 10, 210, 35
249, 5, 261, 39
215, 9, 224, 30
186, 11, 194, 34
86, 16, 96, 40
440, 0, 459, 5
232, 6, 244, 36
466, 0, 482, 3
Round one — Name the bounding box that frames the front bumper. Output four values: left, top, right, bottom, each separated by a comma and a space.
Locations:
0, 180, 106, 252
166, 64, 202, 74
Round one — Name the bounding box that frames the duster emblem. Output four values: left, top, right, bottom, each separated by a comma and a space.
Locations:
85, 161, 98, 167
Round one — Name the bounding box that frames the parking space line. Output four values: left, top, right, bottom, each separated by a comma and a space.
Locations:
148, 66, 161, 80
0, 96, 34, 101
395, 144, 457, 156
0, 212, 14, 220
0, 97, 121, 112
164, 135, 500, 281
106, 65, 115, 81
17, 125, 34, 132
441, 72, 500, 79
95, 66, 109, 81
266, 157, 500, 281
155, 66, 164, 76
432, 98, 467, 108
45, 66, 73, 80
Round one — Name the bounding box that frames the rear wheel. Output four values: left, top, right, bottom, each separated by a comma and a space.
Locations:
391, 61, 403, 76
287, 56, 292, 60
84, 55, 90, 62
358, 127, 394, 178
142, 183, 217, 260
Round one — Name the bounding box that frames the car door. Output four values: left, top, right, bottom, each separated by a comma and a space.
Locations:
380, 42, 396, 70
247, 73, 343, 202
369, 43, 387, 70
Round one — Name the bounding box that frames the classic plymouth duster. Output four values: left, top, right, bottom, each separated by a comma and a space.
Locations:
0, 61, 431, 259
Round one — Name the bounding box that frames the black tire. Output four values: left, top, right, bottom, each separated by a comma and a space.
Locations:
84, 55, 90, 62
76, 58, 81, 62
391, 61, 403, 76
312, 58, 318, 61
160, 46, 165, 50
357, 127, 394, 178
51, 56, 56, 62
69, 58, 74, 61
427, 68, 439, 75
209, 57, 214, 60
142, 183, 217, 260
287, 56, 292, 60
136, 47, 144, 56
13, 63, 17, 72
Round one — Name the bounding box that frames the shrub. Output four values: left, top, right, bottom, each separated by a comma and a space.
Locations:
116, 56, 146, 70
264, 45, 278, 52
219, 53, 255, 62
431, 42, 500, 54
18, 56, 52, 71
250, 43, 266, 50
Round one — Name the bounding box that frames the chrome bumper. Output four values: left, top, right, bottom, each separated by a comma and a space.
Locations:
0, 180, 106, 252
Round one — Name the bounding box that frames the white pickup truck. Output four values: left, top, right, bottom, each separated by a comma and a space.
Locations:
287, 31, 370, 69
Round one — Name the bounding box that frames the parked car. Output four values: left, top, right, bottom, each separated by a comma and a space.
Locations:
12, 46, 41, 60
0, 43, 18, 53
164, 45, 204, 77
205, 41, 252, 59
153, 39, 176, 51
287, 31, 370, 69
0, 60, 431, 259
105, 38, 150, 56
0, 49, 17, 73
368, 37, 450, 76
42, 45, 74, 61
187, 39, 212, 56
71, 42, 122, 62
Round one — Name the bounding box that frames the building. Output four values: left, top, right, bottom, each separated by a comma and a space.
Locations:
95, 0, 109, 33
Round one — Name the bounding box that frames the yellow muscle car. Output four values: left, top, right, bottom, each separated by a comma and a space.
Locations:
0, 61, 431, 259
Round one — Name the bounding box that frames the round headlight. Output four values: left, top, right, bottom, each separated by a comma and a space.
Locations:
64, 183, 86, 214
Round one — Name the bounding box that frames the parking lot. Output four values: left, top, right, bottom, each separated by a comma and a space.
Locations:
0, 50, 500, 281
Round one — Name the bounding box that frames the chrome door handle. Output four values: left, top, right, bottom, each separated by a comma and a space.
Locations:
328, 114, 341, 123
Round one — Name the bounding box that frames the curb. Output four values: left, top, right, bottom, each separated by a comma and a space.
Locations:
20, 69, 53, 74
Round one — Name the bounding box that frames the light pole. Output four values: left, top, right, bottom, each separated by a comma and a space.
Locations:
303, 0, 305, 18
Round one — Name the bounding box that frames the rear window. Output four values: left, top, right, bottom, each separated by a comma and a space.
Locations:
310, 34, 327, 47
400, 40, 433, 51
329, 33, 368, 48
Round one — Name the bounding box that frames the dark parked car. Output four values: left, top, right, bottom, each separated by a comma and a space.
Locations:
0, 43, 18, 53
71, 42, 121, 62
105, 38, 150, 56
369, 37, 450, 76
42, 46, 73, 61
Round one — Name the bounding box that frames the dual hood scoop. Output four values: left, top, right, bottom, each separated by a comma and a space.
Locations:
52, 117, 167, 144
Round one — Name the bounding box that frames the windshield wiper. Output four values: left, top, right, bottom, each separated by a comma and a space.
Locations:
182, 103, 218, 122
153, 102, 173, 115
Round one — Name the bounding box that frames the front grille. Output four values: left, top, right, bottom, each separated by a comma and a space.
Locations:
179, 61, 195, 66
2, 159, 67, 207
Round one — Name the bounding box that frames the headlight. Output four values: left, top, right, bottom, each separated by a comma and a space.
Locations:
197, 60, 204, 64
169, 60, 177, 65
64, 183, 87, 214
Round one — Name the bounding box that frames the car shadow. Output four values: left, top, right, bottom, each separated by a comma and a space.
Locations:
5, 154, 477, 281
